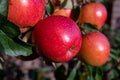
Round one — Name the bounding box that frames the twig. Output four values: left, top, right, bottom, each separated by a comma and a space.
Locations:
52, 62, 57, 69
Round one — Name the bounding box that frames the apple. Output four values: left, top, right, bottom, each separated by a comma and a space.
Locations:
8, 0, 46, 28
78, 32, 110, 66
53, 8, 72, 18
20, 27, 30, 33
79, 2, 107, 29
32, 16, 82, 62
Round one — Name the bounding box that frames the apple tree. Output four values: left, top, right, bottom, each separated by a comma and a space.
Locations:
0, 0, 120, 80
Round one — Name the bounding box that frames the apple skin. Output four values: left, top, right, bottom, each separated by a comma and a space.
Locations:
79, 2, 107, 29
8, 0, 46, 28
20, 27, 30, 33
78, 32, 110, 66
32, 16, 82, 62
53, 8, 72, 18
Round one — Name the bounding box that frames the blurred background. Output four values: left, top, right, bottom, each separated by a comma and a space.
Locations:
1, 0, 120, 80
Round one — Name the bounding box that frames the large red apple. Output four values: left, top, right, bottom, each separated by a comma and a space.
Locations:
78, 32, 110, 66
79, 2, 107, 29
32, 16, 82, 62
8, 0, 46, 28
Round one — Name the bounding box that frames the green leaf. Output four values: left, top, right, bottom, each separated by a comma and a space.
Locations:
0, 0, 8, 17
1, 21, 21, 38
110, 53, 118, 62
46, 0, 54, 15
0, 63, 2, 69
55, 65, 66, 80
87, 65, 94, 80
0, 14, 6, 25
0, 42, 4, 53
80, 23, 98, 35
109, 69, 119, 80
67, 68, 77, 80
0, 30, 32, 56
59, 0, 68, 9
0, 0, 8, 26
95, 68, 103, 80
95, 73, 102, 80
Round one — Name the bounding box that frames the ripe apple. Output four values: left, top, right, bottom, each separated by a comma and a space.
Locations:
53, 8, 72, 18
79, 2, 107, 29
8, 0, 46, 28
78, 32, 110, 66
32, 16, 82, 62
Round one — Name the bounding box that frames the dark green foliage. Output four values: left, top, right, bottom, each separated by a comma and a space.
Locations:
0, 0, 32, 56
0, 0, 120, 80
0, 0, 8, 17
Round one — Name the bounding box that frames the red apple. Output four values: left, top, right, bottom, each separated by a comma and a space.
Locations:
53, 8, 72, 18
78, 32, 110, 66
32, 16, 82, 62
8, 0, 46, 28
79, 2, 107, 29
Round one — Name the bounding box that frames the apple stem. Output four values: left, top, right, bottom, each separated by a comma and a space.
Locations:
0, 57, 4, 63
74, 61, 80, 69
71, 0, 75, 8
52, 62, 57, 69
0, 54, 5, 63
0, 62, 3, 69
0, 56, 5, 69
68, 46, 76, 52
22, 30, 32, 43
